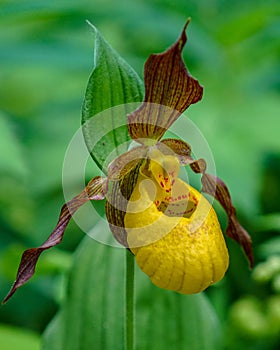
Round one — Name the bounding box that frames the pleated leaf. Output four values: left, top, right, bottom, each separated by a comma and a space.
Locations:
136, 270, 222, 350
42, 227, 125, 350
82, 22, 144, 171
42, 222, 222, 350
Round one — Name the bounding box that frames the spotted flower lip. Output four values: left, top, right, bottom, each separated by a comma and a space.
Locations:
124, 149, 229, 294
2, 19, 253, 303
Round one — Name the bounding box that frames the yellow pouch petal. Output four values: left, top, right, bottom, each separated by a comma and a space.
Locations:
124, 152, 229, 294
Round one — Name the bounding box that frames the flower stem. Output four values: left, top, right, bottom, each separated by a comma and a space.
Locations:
125, 249, 135, 350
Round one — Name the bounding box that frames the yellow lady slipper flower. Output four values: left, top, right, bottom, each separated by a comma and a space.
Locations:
3, 19, 253, 303
125, 149, 229, 294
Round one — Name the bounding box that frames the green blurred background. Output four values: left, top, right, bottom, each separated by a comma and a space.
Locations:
0, 0, 280, 349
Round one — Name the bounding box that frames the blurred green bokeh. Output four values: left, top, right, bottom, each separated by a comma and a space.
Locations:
0, 0, 280, 349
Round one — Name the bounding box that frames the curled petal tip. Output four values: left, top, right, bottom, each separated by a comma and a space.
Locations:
185, 17, 192, 28
176, 18, 192, 52
180, 18, 191, 45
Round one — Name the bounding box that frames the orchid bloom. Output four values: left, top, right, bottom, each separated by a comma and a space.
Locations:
3, 19, 253, 303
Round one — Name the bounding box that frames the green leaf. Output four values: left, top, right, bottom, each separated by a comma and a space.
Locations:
0, 324, 40, 350
81, 22, 144, 171
42, 223, 125, 350
42, 221, 222, 350
41, 313, 64, 350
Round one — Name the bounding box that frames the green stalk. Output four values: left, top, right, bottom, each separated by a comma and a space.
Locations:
125, 249, 135, 350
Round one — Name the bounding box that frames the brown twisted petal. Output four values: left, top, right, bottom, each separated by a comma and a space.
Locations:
2, 176, 107, 303
128, 19, 203, 142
